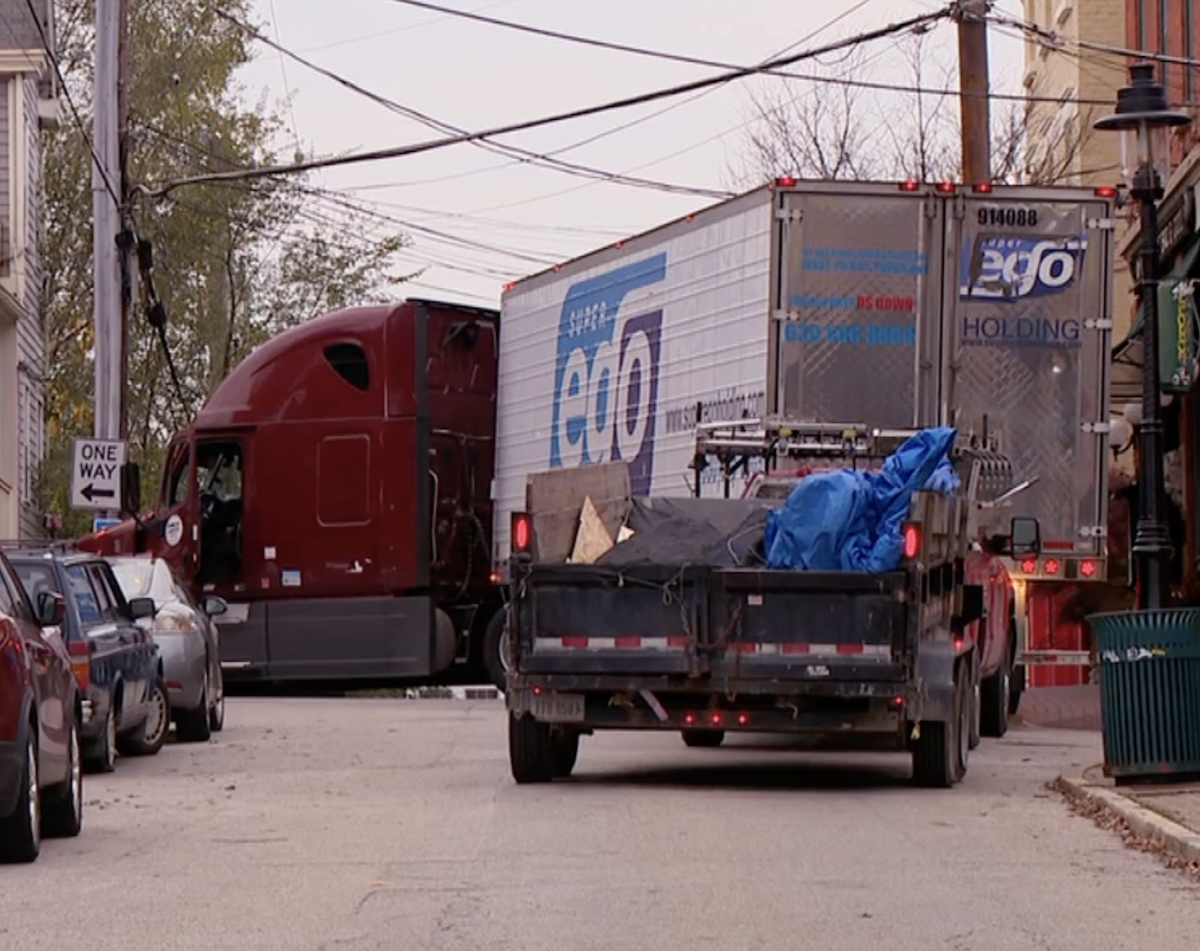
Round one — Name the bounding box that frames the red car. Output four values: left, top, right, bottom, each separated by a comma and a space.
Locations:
0, 548, 83, 863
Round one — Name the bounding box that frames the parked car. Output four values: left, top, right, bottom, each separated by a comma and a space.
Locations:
108, 555, 227, 741
0, 547, 83, 863
7, 547, 168, 772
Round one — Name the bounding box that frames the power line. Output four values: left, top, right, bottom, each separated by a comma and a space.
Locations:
214, 9, 730, 200
136, 5, 954, 197
987, 10, 1200, 70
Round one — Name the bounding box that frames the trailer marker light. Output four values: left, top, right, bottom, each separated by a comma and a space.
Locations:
954, 636, 964, 652
1043, 558, 1061, 575
972, 182, 993, 193
890, 695, 904, 708
1020, 557, 1038, 574
512, 513, 531, 553
1094, 185, 1118, 197
1080, 559, 1098, 578
683, 712, 695, 725
937, 180, 956, 193
899, 179, 920, 191
902, 522, 921, 560
532, 685, 542, 695
737, 713, 749, 726
775, 176, 797, 187
503, 281, 516, 292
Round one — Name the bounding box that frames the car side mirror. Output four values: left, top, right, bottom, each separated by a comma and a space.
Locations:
127, 597, 157, 621
1009, 516, 1042, 557
120, 462, 141, 517
202, 595, 228, 618
35, 591, 66, 627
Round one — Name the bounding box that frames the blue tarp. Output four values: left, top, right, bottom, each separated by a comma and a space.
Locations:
762, 427, 960, 574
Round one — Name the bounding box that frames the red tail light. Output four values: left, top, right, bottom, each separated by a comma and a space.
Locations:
67, 639, 90, 690
775, 176, 797, 187
1043, 558, 1061, 575
1080, 559, 1097, 578
1020, 557, 1038, 574
1094, 185, 1118, 197
511, 512, 532, 556
902, 521, 922, 560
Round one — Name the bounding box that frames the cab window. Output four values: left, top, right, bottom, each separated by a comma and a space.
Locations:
165, 445, 190, 507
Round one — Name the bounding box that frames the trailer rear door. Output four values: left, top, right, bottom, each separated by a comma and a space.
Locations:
771, 183, 946, 428
942, 190, 1113, 557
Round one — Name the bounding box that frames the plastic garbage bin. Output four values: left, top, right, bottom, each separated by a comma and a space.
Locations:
1088, 608, 1200, 783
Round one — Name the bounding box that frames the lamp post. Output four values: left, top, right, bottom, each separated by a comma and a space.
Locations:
1095, 62, 1193, 610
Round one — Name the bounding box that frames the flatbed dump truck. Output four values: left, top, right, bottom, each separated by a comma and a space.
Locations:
503, 419, 1041, 788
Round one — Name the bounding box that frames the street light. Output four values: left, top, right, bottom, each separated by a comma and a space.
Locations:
1095, 62, 1193, 609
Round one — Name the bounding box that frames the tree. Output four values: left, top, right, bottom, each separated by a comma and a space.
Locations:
732, 32, 1098, 188
40, 0, 414, 535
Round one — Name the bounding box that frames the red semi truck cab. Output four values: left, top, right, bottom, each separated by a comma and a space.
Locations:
79, 299, 506, 686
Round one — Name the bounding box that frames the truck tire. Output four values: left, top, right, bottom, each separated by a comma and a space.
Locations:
980, 649, 1012, 738
968, 656, 982, 750
681, 729, 725, 748
912, 665, 968, 788
549, 731, 580, 779
483, 609, 508, 693
509, 713, 555, 784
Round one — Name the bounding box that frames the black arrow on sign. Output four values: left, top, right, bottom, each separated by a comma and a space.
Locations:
81, 484, 115, 502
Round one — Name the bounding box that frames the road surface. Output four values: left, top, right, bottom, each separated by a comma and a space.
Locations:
2, 697, 1196, 950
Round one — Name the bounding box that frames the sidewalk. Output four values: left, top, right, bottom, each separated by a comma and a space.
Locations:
1017, 684, 1101, 731
1059, 768, 1200, 868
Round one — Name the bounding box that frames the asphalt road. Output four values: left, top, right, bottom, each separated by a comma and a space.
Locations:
2, 697, 1198, 950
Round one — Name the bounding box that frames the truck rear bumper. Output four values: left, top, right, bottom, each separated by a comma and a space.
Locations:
506, 676, 909, 737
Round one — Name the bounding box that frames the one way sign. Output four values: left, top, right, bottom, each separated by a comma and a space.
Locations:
70, 438, 127, 511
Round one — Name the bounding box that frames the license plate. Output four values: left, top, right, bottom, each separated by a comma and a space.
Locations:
532, 692, 585, 723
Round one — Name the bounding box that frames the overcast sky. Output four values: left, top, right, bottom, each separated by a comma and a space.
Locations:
237, 0, 1029, 308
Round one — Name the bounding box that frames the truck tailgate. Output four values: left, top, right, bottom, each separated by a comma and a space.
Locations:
514, 565, 708, 676
709, 569, 911, 682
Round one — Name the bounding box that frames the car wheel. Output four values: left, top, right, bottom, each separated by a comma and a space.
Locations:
85, 702, 117, 774
0, 730, 40, 863
43, 718, 83, 839
118, 677, 170, 757
176, 670, 212, 743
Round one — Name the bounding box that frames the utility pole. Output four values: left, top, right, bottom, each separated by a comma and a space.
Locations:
116, 0, 133, 441
92, 0, 121, 444
955, 0, 992, 183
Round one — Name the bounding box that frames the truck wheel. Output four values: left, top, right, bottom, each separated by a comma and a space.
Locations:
968, 657, 981, 750
483, 609, 509, 693
980, 650, 1011, 738
549, 731, 580, 779
681, 729, 725, 748
509, 713, 554, 784
912, 665, 967, 788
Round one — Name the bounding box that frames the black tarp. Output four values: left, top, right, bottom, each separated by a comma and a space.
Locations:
594, 496, 774, 568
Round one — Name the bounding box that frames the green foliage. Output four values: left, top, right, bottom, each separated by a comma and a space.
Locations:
40, 0, 412, 534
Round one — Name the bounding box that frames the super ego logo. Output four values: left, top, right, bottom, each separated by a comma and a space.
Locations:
959, 234, 1088, 302
549, 253, 666, 495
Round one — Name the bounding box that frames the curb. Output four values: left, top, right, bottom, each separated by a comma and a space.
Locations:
1058, 775, 1200, 866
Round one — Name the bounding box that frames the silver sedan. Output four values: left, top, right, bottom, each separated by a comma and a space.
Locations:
107, 556, 227, 743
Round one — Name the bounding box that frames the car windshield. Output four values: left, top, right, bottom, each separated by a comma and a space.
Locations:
109, 559, 177, 608
11, 561, 58, 606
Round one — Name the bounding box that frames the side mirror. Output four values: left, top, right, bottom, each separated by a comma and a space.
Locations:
202, 595, 228, 617
35, 591, 66, 627
127, 597, 157, 621
120, 462, 141, 517
1009, 516, 1042, 557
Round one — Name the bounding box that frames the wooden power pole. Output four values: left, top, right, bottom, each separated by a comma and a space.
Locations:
116, 0, 133, 441
955, 0, 993, 183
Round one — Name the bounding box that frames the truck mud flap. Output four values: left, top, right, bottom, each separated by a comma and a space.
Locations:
707, 568, 911, 683
515, 565, 709, 677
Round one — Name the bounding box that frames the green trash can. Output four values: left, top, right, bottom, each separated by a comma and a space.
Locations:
1088, 608, 1200, 783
